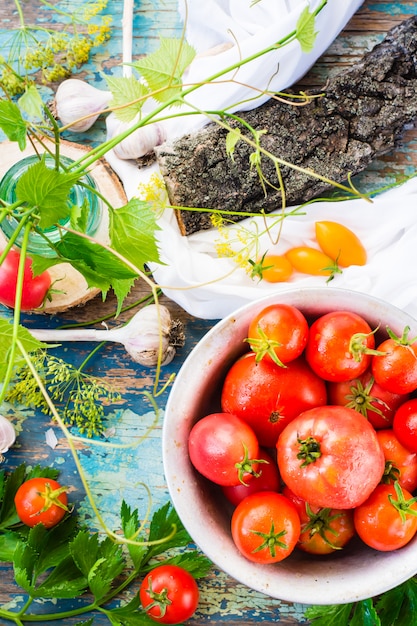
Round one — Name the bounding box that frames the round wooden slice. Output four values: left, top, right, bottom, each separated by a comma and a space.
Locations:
0, 139, 127, 313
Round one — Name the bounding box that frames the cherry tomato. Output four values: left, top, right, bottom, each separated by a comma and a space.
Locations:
0, 248, 51, 311
221, 353, 327, 447
222, 449, 280, 506
315, 221, 367, 267
247, 303, 309, 366
371, 326, 417, 394
258, 254, 293, 283
282, 485, 355, 555
327, 369, 409, 429
305, 310, 376, 382
285, 246, 335, 277
277, 405, 385, 509
231, 491, 300, 563
188, 413, 261, 487
139, 564, 199, 624
353, 482, 417, 551
14, 477, 69, 528
376, 429, 417, 492
393, 398, 417, 453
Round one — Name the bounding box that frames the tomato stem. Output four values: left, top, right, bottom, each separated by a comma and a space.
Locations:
246, 326, 287, 367
250, 521, 288, 557
388, 481, 417, 523
235, 443, 268, 485
143, 577, 172, 618
296, 436, 322, 467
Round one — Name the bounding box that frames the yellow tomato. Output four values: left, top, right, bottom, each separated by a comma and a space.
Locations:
285, 247, 335, 276
315, 221, 367, 267
260, 254, 293, 283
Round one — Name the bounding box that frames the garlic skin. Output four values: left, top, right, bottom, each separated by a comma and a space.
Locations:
30, 304, 183, 367
106, 112, 166, 160
0, 415, 16, 460
54, 79, 112, 132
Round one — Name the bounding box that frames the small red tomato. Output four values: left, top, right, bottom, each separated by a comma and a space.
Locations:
277, 405, 385, 510
231, 491, 300, 563
139, 564, 199, 624
372, 326, 417, 395
222, 449, 280, 506
327, 370, 409, 430
305, 310, 376, 382
14, 477, 69, 528
221, 353, 327, 447
354, 482, 417, 551
247, 303, 309, 366
376, 429, 417, 492
0, 248, 51, 311
282, 485, 355, 555
188, 413, 260, 486
393, 398, 417, 453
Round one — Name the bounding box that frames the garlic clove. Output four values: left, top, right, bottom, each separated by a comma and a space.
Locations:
54, 79, 112, 132
0, 415, 16, 456
106, 112, 166, 160
121, 304, 176, 366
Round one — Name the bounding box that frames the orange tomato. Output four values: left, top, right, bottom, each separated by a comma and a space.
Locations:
285, 247, 335, 276
259, 254, 293, 283
315, 221, 367, 267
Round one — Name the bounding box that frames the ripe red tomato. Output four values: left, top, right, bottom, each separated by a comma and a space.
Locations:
231, 491, 300, 563
371, 326, 417, 394
393, 398, 417, 453
14, 477, 69, 528
277, 405, 385, 509
139, 564, 199, 624
376, 429, 417, 492
221, 353, 327, 447
247, 303, 309, 366
282, 485, 355, 555
327, 370, 409, 430
353, 482, 417, 551
0, 248, 51, 311
222, 449, 280, 506
188, 413, 261, 486
305, 311, 376, 382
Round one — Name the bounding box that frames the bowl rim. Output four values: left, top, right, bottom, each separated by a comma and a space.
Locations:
162, 286, 417, 605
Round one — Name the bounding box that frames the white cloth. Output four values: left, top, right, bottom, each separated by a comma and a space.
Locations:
106, 0, 407, 321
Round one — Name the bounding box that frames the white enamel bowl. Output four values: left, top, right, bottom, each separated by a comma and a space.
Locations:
162, 287, 417, 605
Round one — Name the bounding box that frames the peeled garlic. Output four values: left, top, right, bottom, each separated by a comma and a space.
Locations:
30, 304, 184, 367
0, 415, 16, 459
106, 112, 166, 160
54, 78, 112, 132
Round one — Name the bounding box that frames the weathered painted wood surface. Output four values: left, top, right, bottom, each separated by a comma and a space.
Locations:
0, 1, 416, 625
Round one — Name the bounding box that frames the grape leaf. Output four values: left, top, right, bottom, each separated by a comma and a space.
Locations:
18, 84, 44, 120
107, 75, 149, 123
0, 100, 27, 150
15, 159, 79, 229
296, 6, 318, 53
0, 318, 48, 379
133, 37, 196, 104
109, 199, 162, 270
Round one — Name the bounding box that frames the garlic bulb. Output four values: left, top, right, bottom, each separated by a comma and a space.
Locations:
30, 304, 184, 367
0, 415, 16, 460
106, 112, 166, 160
54, 79, 112, 132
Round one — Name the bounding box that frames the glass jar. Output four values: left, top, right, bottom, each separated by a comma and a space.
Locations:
0, 154, 102, 257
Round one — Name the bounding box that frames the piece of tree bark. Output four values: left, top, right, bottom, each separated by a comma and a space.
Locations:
156, 16, 417, 236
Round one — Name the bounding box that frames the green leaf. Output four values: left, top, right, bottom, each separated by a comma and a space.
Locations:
70, 196, 90, 233
0, 318, 48, 381
133, 37, 196, 104
146, 502, 191, 560
350, 599, 380, 626
109, 199, 162, 271
15, 158, 78, 229
376, 578, 417, 626
13, 540, 38, 592
112, 277, 136, 316
0, 99, 27, 150
107, 75, 149, 123
120, 501, 148, 570
18, 85, 44, 120
296, 6, 318, 53
0, 530, 24, 562
226, 128, 242, 161
70, 531, 125, 601
33, 556, 88, 599
157, 551, 212, 579
305, 602, 354, 626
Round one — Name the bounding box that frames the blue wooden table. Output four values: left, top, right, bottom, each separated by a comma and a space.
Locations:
0, 1, 417, 624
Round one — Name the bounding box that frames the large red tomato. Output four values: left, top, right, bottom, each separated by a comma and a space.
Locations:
376, 429, 417, 492
276, 405, 385, 509
305, 310, 376, 382
221, 353, 327, 447
371, 327, 417, 395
